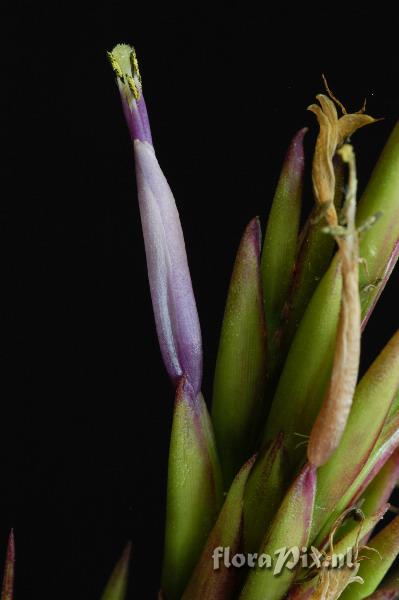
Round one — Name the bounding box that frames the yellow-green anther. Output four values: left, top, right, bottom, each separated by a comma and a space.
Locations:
130, 48, 141, 84
107, 51, 124, 80
108, 43, 142, 101
127, 75, 139, 100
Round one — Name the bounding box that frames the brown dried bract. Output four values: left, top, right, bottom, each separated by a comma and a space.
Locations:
308, 77, 378, 227
306, 79, 379, 467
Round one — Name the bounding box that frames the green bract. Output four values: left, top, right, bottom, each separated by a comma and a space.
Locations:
101, 544, 131, 600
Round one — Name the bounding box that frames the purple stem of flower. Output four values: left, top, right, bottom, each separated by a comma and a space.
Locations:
117, 80, 153, 145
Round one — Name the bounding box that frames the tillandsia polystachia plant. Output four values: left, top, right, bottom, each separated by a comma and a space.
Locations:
2, 43, 399, 600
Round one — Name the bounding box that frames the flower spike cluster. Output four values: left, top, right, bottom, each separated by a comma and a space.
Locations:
106, 47, 399, 600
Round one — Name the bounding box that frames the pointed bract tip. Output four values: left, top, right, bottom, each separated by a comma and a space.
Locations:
285, 127, 308, 170
295, 463, 317, 512
120, 541, 132, 566
6, 531, 14, 560
292, 127, 309, 144
1, 530, 15, 600
101, 542, 131, 600
303, 463, 317, 488
245, 217, 262, 255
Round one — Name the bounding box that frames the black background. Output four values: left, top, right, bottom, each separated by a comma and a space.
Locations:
1, 5, 399, 598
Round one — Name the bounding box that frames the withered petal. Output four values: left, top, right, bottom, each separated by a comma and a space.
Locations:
338, 113, 379, 146
316, 94, 339, 127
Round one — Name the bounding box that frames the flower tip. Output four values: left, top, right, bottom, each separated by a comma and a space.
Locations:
108, 43, 142, 100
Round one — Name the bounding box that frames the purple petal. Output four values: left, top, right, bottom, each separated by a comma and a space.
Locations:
134, 140, 202, 394
117, 80, 153, 145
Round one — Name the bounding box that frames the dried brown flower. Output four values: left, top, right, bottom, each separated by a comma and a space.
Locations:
308, 77, 378, 227
307, 79, 379, 467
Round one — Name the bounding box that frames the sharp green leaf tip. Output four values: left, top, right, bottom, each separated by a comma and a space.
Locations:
262, 128, 306, 343
240, 464, 316, 600
362, 239, 399, 330
182, 456, 256, 600
358, 121, 399, 324
243, 433, 287, 554
312, 387, 399, 550
1, 530, 15, 600
212, 217, 267, 487
162, 380, 223, 600
101, 543, 131, 600
360, 449, 399, 523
